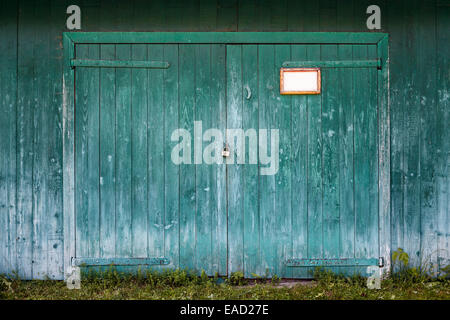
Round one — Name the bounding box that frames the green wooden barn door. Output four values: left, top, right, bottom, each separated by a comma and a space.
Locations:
226, 44, 380, 278
73, 41, 380, 278
73, 44, 228, 275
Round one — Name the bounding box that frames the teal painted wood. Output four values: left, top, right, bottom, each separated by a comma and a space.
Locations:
242, 45, 260, 278
32, 1, 50, 279
72, 34, 387, 279
63, 31, 76, 282
75, 44, 100, 259
367, 45, 379, 261
290, 44, 309, 278
258, 45, 276, 276
436, 1, 450, 271
417, 0, 438, 268
99, 44, 116, 259
282, 60, 381, 68
115, 44, 133, 258
46, 0, 65, 280
79, 0, 102, 264
0, 0, 17, 276
16, 0, 35, 280
354, 45, 379, 261
338, 44, 355, 260
307, 45, 323, 262
353, 45, 371, 260
275, 45, 292, 277
286, 258, 379, 267
227, 44, 244, 274
195, 45, 213, 274
71, 59, 170, 69
321, 45, 340, 262
147, 45, 165, 262
179, 45, 196, 271
163, 44, 180, 270
87, 45, 101, 260
73, 257, 169, 266
4, 0, 449, 280
74, 45, 89, 261
65, 32, 387, 45
377, 34, 391, 274
388, 1, 406, 261
131, 44, 149, 258
210, 44, 228, 276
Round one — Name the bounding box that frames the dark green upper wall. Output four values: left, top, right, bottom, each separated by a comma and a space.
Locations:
0, 0, 448, 279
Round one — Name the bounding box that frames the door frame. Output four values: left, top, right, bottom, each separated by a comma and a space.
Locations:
62, 32, 390, 280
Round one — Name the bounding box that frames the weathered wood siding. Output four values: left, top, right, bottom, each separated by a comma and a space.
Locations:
0, 0, 448, 279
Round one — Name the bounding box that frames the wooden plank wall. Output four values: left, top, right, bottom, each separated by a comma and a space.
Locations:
0, 0, 448, 279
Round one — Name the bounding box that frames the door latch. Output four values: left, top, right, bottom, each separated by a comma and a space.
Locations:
222, 144, 230, 157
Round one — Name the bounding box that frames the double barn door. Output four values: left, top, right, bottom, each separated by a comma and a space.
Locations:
73, 42, 380, 278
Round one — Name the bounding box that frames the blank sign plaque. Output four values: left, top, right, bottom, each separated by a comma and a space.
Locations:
280, 68, 321, 95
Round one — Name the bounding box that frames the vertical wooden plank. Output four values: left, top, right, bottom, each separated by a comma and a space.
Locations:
163, 44, 180, 269
199, 0, 217, 31
320, 8, 340, 272
258, 45, 277, 276
163, 0, 183, 31
75, 44, 100, 260
32, 0, 50, 278
97, 0, 117, 263
0, 0, 18, 275
227, 44, 244, 274
63, 32, 76, 280
99, 44, 116, 258
115, 44, 132, 258
436, 0, 450, 273
86, 44, 100, 260
179, 44, 196, 270
353, 45, 372, 259
238, 0, 257, 31
86, 52, 100, 261
178, 0, 198, 31
131, 44, 148, 258
321, 45, 340, 263
46, 0, 66, 280
417, 0, 438, 270
307, 45, 323, 261
274, 45, 292, 277
17, 0, 36, 279
143, 0, 165, 31
270, 0, 288, 31
336, 0, 354, 32
320, 8, 340, 271
147, 45, 165, 261
386, 0, 405, 258
302, 0, 320, 31
74, 32, 85, 265
210, 44, 228, 276
367, 45, 379, 260
242, 45, 260, 278
256, 0, 271, 31
290, 44, 308, 278
377, 34, 391, 275
337, 45, 355, 259
195, 45, 213, 274
217, 0, 237, 31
